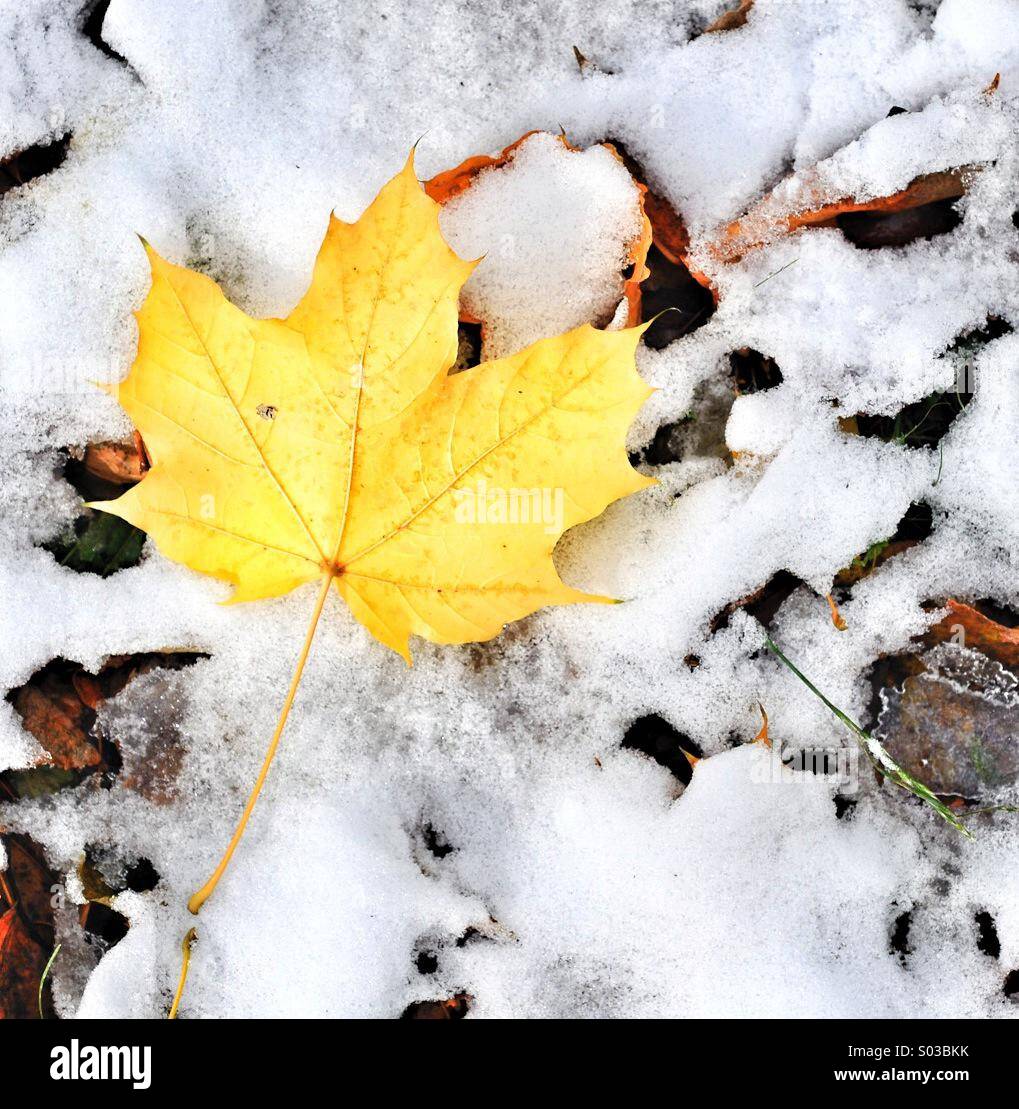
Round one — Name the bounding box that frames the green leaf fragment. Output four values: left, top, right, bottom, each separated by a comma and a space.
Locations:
49, 511, 145, 576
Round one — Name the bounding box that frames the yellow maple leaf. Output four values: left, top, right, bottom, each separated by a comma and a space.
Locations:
95, 151, 654, 662
94, 153, 654, 1009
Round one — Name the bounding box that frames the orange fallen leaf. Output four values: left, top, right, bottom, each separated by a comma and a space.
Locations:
713, 167, 969, 264
82, 434, 149, 486
925, 600, 1019, 671
706, 0, 754, 33
0, 905, 16, 952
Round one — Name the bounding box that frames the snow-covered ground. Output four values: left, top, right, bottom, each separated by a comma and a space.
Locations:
1, 0, 1018, 1018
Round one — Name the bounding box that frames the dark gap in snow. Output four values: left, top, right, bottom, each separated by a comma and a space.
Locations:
630, 416, 692, 467
0, 133, 71, 199
456, 926, 482, 948
1003, 969, 1019, 999
848, 388, 973, 451
946, 313, 1013, 350
890, 908, 912, 965
2, 652, 207, 800
975, 911, 1001, 958
894, 501, 934, 543
710, 570, 805, 633
941, 315, 1013, 395
741, 571, 805, 628
844, 316, 1014, 457
729, 348, 783, 394
43, 511, 146, 578
641, 244, 715, 349
451, 321, 482, 372
621, 713, 701, 785
834, 794, 857, 820
80, 900, 129, 950
125, 856, 160, 892
44, 444, 148, 577
832, 501, 933, 596
83, 844, 161, 896
79, 0, 134, 71
683, 653, 701, 671
400, 992, 471, 1019
415, 951, 439, 975
632, 369, 737, 469
837, 198, 961, 250
421, 823, 455, 859
600, 140, 714, 350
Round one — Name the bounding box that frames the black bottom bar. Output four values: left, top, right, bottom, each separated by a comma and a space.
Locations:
0, 1017, 1014, 1096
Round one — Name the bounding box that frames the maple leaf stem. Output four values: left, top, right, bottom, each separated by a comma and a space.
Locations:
167, 571, 334, 1017
168, 928, 197, 1019
190, 570, 335, 915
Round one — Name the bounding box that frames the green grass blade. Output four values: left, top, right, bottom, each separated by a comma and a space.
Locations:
764, 636, 971, 836
38, 943, 61, 1018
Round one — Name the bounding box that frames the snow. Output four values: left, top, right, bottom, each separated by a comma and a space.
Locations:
1, 0, 1018, 1018
439, 132, 644, 359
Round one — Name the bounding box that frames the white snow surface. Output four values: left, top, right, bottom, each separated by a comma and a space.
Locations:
0, 0, 1017, 1018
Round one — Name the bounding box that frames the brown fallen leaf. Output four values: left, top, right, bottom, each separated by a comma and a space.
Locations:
872, 600, 1019, 803
10, 666, 101, 772
876, 660, 1018, 800
7, 652, 204, 791
0, 906, 16, 953
100, 667, 191, 806
572, 45, 613, 77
